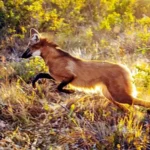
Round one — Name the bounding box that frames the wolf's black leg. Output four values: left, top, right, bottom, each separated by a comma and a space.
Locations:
57, 77, 75, 94
32, 73, 54, 88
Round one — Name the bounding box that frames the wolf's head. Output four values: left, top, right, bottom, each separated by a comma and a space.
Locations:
22, 28, 42, 58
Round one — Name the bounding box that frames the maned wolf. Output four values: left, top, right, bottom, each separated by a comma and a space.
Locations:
22, 28, 150, 109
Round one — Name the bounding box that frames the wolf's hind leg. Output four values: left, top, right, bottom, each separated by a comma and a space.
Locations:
102, 85, 130, 112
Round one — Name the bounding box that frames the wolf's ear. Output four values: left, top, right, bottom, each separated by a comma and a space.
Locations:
29, 28, 40, 44
30, 28, 39, 37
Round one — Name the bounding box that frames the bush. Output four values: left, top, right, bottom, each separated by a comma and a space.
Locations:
11, 57, 48, 82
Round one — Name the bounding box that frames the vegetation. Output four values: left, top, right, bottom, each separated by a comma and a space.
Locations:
0, 0, 150, 149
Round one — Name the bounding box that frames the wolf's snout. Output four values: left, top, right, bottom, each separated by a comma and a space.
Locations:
22, 48, 32, 58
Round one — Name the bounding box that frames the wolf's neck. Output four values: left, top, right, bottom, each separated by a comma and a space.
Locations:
41, 46, 62, 64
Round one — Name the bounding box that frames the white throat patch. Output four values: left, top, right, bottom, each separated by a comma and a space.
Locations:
32, 50, 41, 56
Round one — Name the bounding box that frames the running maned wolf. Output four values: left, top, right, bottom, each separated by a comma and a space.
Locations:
22, 28, 150, 109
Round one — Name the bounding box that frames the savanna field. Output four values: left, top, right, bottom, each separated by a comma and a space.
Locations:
0, 0, 150, 149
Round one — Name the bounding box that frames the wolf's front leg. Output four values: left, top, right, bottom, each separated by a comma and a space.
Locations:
32, 73, 54, 88
57, 77, 75, 94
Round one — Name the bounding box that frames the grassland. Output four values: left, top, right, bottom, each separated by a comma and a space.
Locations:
0, 46, 150, 150
0, 0, 150, 149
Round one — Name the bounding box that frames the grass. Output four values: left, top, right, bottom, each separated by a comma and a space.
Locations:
1, 1, 150, 149
0, 55, 150, 150
0, 27, 150, 149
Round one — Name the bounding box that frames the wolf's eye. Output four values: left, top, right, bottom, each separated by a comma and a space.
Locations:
35, 35, 38, 41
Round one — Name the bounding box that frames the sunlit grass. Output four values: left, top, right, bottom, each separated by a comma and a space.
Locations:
0, 83, 30, 104
1, 0, 150, 149
0, 54, 150, 149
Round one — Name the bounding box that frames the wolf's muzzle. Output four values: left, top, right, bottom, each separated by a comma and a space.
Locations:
22, 48, 32, 58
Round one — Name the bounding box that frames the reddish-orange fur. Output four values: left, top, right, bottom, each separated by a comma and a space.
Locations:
22, 28, 150, 109
27, 38, 150, 108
